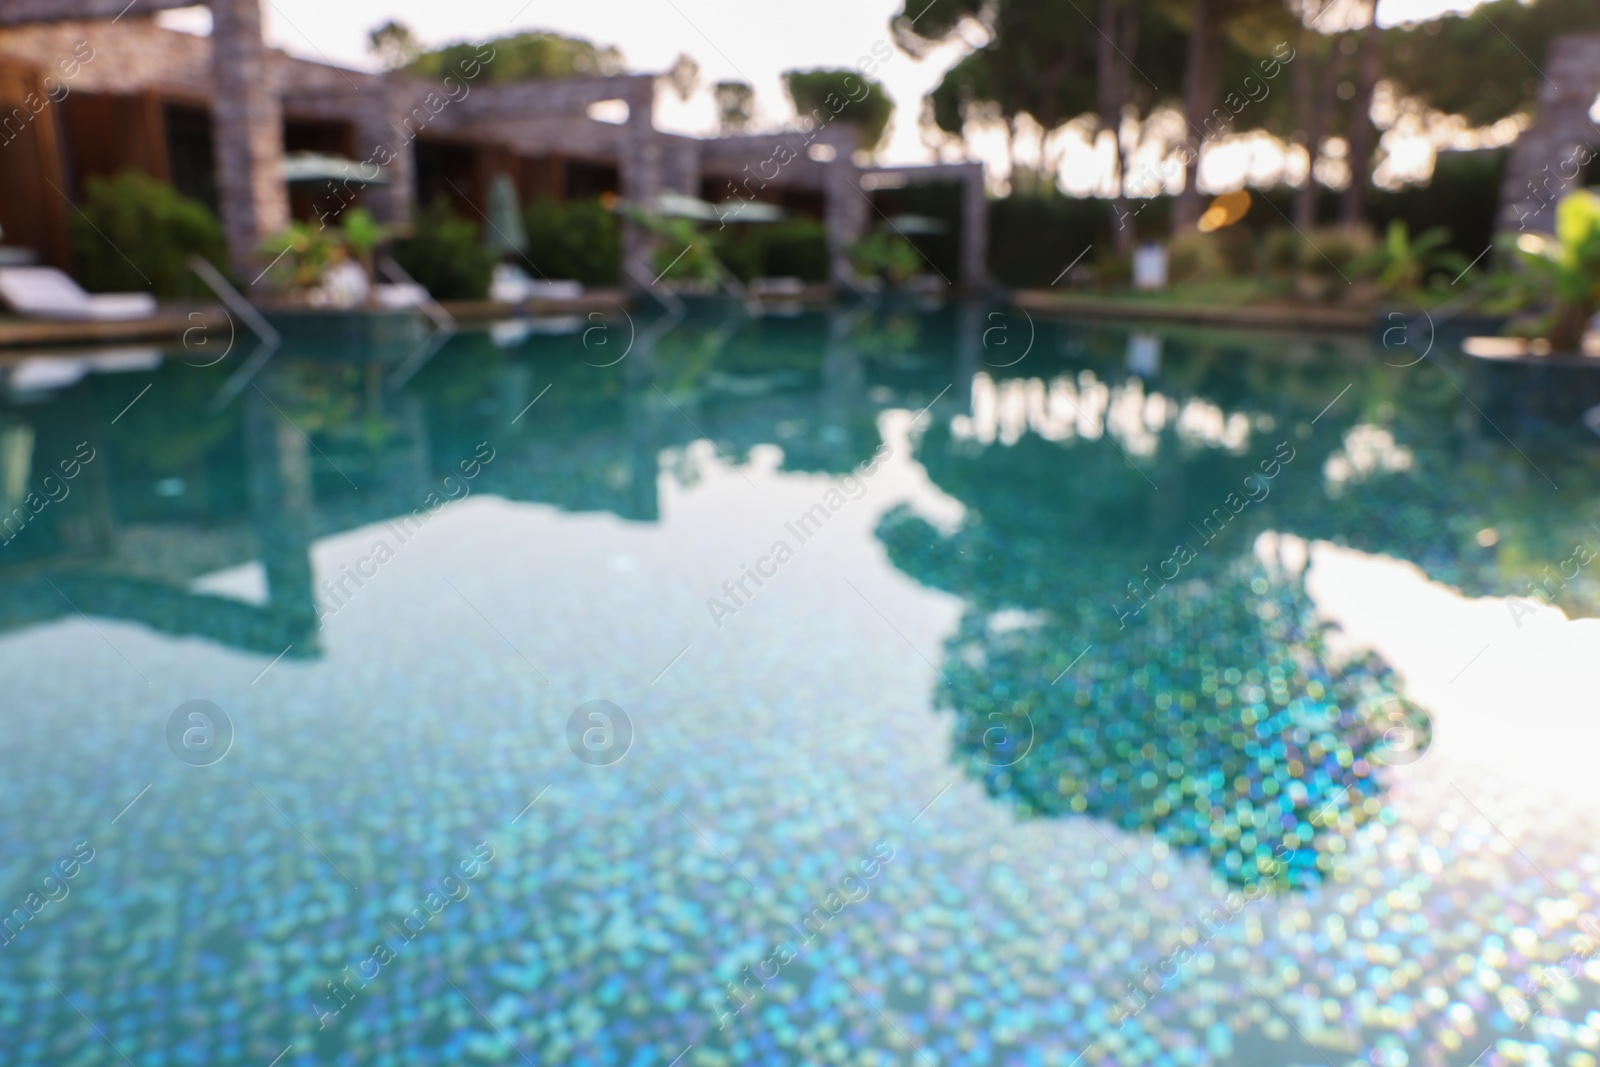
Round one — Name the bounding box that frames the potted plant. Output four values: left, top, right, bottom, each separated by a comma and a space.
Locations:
1502, 191, 1600, 354
254, 209, 426, 351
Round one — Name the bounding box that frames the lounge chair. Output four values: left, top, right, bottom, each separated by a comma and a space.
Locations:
0, 267, 157, 321
491, 264, 582, 304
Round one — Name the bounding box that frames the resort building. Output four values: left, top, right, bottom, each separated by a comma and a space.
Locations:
0, 0, 989, 292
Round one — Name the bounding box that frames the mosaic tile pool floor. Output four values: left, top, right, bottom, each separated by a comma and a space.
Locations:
2, 306, 1600, 1067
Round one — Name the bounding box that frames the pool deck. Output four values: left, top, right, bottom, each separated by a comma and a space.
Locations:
0, 290, 639, 350
0, 288, 1392, 350
0, 306, 232, 351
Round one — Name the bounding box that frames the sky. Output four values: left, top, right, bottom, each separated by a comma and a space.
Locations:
158, 0, 1500, 178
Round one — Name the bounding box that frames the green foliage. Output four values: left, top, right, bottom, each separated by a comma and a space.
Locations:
986, 195, 1112, 288
849, 232, 922, 285
391, 198, 497, 301
1383, 0, 1600, 127
368, 20, 420, 71
1503, 191, 1600, 350
1351, 220, 1469, 298
652, 220, 726, 287
1367, 149, 1506, 265
1213, 226, 1259, 277
256, 208, 393, 299
715, 81, 754, 134
714, 219, 829, 283
256, 220, 340, 294
407, 31, 622, 83
783, 69, 895, 152
1261, 228, 1302, 275
1167, 231, 1226, 284
522, 198, 620, 286
339, 208, 391, 278
1299, 226, 1376, 282
69, 171, 227, 299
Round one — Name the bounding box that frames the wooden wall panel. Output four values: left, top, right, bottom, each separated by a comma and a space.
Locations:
60, 90, 171, 188
518, 155, 564, 204
0, 57, 71, 270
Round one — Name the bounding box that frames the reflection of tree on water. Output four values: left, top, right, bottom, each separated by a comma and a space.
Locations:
878, 401, 1421, 890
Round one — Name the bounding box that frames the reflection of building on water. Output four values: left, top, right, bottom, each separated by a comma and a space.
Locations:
0, 306, 970, 658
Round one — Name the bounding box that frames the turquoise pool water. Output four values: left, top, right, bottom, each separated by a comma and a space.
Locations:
3, 305, 1600, 1067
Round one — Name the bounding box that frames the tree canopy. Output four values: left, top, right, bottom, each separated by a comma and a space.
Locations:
404, 30, 624, 83
1382, 0, 1600, 127
783, 69, 896, 152
715, 81, 756, 135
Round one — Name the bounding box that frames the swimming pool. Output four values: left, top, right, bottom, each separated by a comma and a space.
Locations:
2, 304, 1599, 1067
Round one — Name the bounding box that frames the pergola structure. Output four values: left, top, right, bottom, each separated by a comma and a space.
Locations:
0, 0, 991, 292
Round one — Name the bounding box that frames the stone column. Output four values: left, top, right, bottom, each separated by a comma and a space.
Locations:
663, 138, 700, 197
211, 0, 289, 279
824, 151, 868, 290
961, 164, 990, 291
244, 364, 317, 635
352, 99, 415, 225
617, 79, 663, 293
1496, 34, 1600, 235
620, 131, 662, 292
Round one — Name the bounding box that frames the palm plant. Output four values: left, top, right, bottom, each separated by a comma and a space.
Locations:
1509, 192, 1600, 351
1353, 220, 1469, 298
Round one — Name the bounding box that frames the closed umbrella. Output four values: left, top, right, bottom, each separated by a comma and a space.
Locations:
484, 173, 529, 258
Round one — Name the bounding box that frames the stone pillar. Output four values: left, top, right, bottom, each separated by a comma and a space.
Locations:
211, 0, 289, 278
620, 132, 662, 291
619, 81, 661, 293
1497, 34, 1600, 235
663, 138, 700, 197
824, 151, 868, 290
961, 163, 990, 291
352, 99, 415, 225
244, 365, 317, 634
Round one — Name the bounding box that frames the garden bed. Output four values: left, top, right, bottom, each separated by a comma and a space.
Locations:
1012, 289, 1376, 332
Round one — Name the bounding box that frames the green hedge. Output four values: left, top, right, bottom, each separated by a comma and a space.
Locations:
391, 198, 497, 301
715, 218, 830, 282
69, 170, 227, 299
1367, 148, 1506, 265
522, 197, 620, 286
987, 195, 1114, 288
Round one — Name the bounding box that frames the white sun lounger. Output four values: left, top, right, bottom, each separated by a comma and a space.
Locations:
0, 267, 158, 321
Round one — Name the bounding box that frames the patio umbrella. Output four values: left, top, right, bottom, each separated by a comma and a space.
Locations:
484, 173, 529, 257
281, 152, 390, 185
713, 199, 787, 223
654, 191, 722, 221
882, 214, 948, 236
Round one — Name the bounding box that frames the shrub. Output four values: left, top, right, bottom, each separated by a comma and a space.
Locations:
1261, 228, 1301, 275
1093, 250, 1132, 290
1504, 190, 1600, 350
522, 197, 621, 287
391, 198, 497, 300
1351, 219, 1470, 297
715, 218, 829, 282
256, 208, 394, 304
256, 220, 341, 295
1299, 226, 1376, 280
69, 170, 227, 299
849, 232, 921, 285
1367, 147, 1505, 264
988, 194, 1113, 288
1211, 227, 1257, 276
649, 216, 726, 287
1167, 232, 1225, 284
